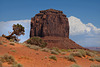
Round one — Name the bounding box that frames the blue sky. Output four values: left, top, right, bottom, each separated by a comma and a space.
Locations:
0, 0, 100, 47
0, 0, 100, 27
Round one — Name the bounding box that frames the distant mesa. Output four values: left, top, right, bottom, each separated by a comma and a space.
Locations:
30, 9, 86, 49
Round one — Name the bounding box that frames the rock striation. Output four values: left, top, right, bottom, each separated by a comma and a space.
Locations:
30, 9, 86, 49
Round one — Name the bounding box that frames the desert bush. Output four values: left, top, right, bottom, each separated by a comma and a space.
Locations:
95, 56, 100, 62
89, 58, 95, 61
9, 39, 15, 42
51, 47, 61, 53
9, 42, 15, 46
11, 50, 16, 52
26, 37, 47, 48
29, 45, 41, 50
41, 48, 50, 52
51, 50, 59, 55
0, 54, 15, 64
70, 64, 81, 67
86, 51, 94, 57
11, 63, 23, 67
0, 61, 2, 67
44, 56, 47, 59
61, 52, 66, 55
90, 64, 100, 67
78, 50, 86, 57
70, 52, 82, 58
64, 56, 68, 59
60, 49, 68, 52
0, 41, 3, 45
67, 55, 76, 62
49, 55, 57, 61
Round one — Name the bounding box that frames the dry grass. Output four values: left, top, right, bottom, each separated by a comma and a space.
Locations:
95, 56, 100, 62
41, 48, 50, 52
0, 61, 2, 67
9, 42, 15, 46
51, 50, 59, 55
90, 64, 100, 67
49, 55, 57, 61
70, 64, 81, 67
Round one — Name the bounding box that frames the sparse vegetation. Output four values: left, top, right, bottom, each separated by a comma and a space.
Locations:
89, 58, 95, 61
51, 47, 61, 53
44, 56, 47, 59
95, 56, 100, 62
26, 37, 47, 48
86, 51, 94, 57
11, 63, 23, 67
78, 50, 86, 57
61, 52, 66, 55
4, 45, 7, 47
49, 55, 57, 61
70, 64, 81, 67
11, 50, 16, 52
9, 42, 15, 46
67, 55, 76, 62
0, 54, 15, 64
29, 45, 41, 50
64, 55, 76, 62
0, 61, 2, 67
51, 50, 59, 55
0, 41, 3, 45
41, 48, 50, 52
70, 52, 82, 58
90, 64, 100, 67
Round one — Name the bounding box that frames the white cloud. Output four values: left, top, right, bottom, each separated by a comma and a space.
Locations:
68, 16, 100, 35
0, 17, 100, 47
68, 16, 100, 47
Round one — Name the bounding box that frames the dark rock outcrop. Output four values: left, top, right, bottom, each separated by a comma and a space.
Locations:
30, 9, 69, 38
30, 9, 86, 49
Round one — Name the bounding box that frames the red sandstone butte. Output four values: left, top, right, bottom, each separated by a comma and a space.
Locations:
30, 9, 86, 49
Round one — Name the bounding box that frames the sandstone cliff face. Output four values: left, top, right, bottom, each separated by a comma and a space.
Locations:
30, 9, 69, 38
30, 9, 85, 49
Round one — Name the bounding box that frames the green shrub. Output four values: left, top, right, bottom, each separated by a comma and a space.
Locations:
61, 52, 66, 55
0, 54, 15, 64
0, 61, 2, 67
51, 50, 59, 55
41, 48, 50, 52
67, 55, 76, 62
26, 37, 47, 48
11, 50, 16, 52
86, 51, 94, 57
89, 58, 95, 61
29, 45, 41, 50
78, 50, 86, 57
44, 56, 47, 59
90, 64, 100, 67
60, 49, 67, 52
9, 39, 14, 42
9, 42, 15, 46
70, 64, 81, 67
64, 56, 68, 59
70, 52, 82, 58
51, 47, 61, 53
11, 63, 23, 67
49, 55, 57, 61
95, 56, 100, 62
0, 41, 3, 45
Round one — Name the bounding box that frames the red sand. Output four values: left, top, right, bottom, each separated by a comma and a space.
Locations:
0, 37, 100, 67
